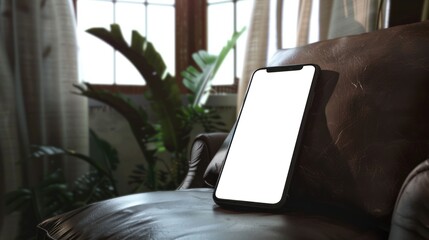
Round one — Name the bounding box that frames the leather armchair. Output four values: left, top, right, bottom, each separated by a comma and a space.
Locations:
37, 21, 429, 240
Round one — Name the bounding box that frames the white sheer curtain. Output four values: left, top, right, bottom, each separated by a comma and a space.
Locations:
0, 0, 88, 238
238, 0, 271, 109
238, 0, 387, 109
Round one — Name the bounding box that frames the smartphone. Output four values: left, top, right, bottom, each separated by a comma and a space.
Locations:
213, 64, 320, 210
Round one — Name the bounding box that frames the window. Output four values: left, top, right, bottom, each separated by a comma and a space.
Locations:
207, 0, 253, 86
77, 0, 175, 86
76, 0, 253, 91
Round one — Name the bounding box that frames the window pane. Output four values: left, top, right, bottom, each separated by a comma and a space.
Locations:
147, 0, 174, 4
208, 2, 234, 85
115, 2, 146, 85
115, 2, 146, 43
78, 0, 114, 84
117, 0, 143, 2
117, 0, 174, 4
147, 5, 175, 77
208, 0, 231, 4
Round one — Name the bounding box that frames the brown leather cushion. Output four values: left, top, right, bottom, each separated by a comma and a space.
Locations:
37, 189, 387, 239
204, 21, 429, 226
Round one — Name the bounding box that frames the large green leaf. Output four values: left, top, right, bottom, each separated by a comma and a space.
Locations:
86, 24, 183, 152
89, 129, 119, 171
73, 82, 157, 165
182, 27, 246, 107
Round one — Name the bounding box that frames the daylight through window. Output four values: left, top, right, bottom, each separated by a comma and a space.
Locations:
77, 0, 175, 86
77, 0, 253, 87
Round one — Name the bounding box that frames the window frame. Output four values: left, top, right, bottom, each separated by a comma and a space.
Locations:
73, 0, 240, 94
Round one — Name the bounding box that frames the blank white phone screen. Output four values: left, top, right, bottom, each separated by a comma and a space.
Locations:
215, 65, 316, 204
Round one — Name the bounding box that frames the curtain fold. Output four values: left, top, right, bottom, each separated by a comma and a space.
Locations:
318, 0, 334, 41
296, 0, 313, 46
237, 0, 271, 110
0, 0, 88, 238
0, 26, 21, 240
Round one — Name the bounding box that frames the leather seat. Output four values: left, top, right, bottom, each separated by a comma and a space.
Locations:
37, 189, 387, 239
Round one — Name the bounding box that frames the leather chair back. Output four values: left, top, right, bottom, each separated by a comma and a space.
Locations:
270, 21, 429, 226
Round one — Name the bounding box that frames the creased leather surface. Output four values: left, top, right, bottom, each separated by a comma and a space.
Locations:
38, 189, 386, 240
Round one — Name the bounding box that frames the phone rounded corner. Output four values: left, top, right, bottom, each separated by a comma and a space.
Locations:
212, 180, 227, 205
250, 67, 268, 78
212, 189, 220, 202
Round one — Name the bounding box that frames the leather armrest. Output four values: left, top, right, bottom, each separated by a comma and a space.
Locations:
203, 123, 236, 187
389, 159, 429, 240
177, 132, 228, 189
